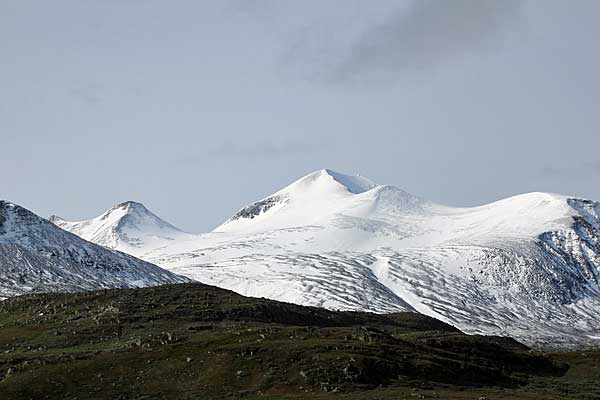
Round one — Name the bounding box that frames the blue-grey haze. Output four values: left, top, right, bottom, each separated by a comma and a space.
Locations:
2, 0, 599, 231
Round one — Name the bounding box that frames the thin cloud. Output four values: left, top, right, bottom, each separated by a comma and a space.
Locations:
330, 0, 523, 84
277, 0, 524, 85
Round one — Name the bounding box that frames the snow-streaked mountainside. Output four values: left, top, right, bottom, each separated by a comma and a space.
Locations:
53, 169, 600, 348
50, 201, 192, 254
0, 201, 189, 298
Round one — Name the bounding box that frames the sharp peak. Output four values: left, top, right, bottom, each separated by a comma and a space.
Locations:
293, 168, 379, 195
0, 200, 57, 231
0, 200, 17, 209
315, 168, 341, 175
0, 200, 39, 216
109, 201, 149, 212
308, 168, 365, 178
98, 201, 157, 222
101, 200, 186, 233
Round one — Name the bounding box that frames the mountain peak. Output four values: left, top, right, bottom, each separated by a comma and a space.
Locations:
217, 169, 385, 232
102, 200, 166, 223
1, 200, 49, 243
280, 169, 379, 197
0, 199, 189, 298
111, 200, 149, 212
51, 201, 188, 251
321, 169, 378, 194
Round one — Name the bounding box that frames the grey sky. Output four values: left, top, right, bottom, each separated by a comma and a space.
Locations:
2, 0, 599, 232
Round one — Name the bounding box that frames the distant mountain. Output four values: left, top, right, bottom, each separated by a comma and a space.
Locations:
0, 200, 189, 298
53, 169, 600, 348
50, 201, 192, 255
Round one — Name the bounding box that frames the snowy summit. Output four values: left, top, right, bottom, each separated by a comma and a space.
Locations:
52, 169, 600, 348
51, 200, 191, 253
0, 200, 189, 298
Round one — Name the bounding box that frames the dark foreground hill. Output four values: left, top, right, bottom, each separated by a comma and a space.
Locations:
0, 283, 598, 400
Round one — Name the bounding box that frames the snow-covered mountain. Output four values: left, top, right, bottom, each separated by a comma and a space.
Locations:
0, 200, 189, 298
50, 201, 193, 257
53, 169, 600, 348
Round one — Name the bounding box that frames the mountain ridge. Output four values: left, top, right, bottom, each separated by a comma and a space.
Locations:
50, 200, 191, 251
0, 200, 190, 298
49, 169, 600, 348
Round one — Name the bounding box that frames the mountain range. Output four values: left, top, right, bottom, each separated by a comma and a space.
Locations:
0, 200, 189, 299
49, 169, 600, 348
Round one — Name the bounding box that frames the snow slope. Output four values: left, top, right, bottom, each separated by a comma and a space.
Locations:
53, 169, 600, 348
50, 201, 193, 258
0, 200, 189, 298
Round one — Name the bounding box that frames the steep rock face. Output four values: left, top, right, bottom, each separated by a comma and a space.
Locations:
52, 170, 600, 348
537, 199, 600, 300
226, 195, 288, 223
0, 201, 190, 298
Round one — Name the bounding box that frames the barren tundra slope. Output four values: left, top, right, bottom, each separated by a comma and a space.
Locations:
3, 283, 599, 400
54, 169, 600, 348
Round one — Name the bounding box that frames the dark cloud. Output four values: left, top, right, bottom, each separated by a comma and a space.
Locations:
325, 0, 524, 84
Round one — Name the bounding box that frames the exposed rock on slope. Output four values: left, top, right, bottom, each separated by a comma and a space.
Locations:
0, 200, 189, 298
53, 170, 600, 348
